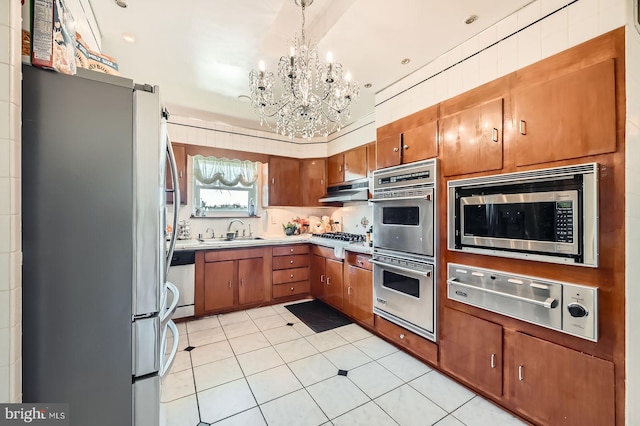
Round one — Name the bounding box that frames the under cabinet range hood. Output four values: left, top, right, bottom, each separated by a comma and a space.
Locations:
319, 179, 369, 203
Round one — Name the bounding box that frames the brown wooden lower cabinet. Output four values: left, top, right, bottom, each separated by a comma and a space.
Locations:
204, 260, 235, 312
197, 247, 270, 316
309, 246, 344, 310
271, 245, 310, 300
504, 329, 615, 426
343, 252, 373, 327
440, 308, 615, 425
440, 307, 503, 398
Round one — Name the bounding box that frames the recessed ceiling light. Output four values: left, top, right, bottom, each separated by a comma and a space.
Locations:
364, 83, 372, 89
238, 95, 251, 101
401, 58, 410, 65
465, 15, 479, 24
122, 33, 136, 43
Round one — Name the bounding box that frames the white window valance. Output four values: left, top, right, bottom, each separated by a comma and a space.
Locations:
193, 155, 259, 187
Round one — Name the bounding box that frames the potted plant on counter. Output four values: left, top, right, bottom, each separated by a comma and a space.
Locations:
282, 222, 298, 236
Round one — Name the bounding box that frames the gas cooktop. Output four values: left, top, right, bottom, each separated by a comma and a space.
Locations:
311, 232, 366, 243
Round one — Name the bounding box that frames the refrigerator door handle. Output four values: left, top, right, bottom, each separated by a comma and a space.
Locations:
160, 320, 179, 377
165, 136, 180, 279
160, 281, 179, 327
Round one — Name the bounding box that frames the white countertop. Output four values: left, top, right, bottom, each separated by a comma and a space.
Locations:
172, 234, 373, 255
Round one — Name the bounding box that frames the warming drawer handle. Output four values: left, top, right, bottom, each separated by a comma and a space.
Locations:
369, 194, 433, 203
447, 278, 558, 309
370, 259, 432, 278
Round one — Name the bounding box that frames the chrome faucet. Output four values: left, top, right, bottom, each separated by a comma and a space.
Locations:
227, 219, 245, 232
205, 228, 215, 239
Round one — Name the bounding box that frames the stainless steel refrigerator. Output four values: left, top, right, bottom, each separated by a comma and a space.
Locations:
22, 65, 181, 426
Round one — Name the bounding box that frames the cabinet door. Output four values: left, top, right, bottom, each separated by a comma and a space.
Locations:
440, 308, 503, 398
310, 254, 325, 299
343, 145, 367, 181
376, 134, 401, 169
300, 158, 326, 207
367, 142, 376, 176
324, 258, 344, 309
504, 330, 615, 425
513, 59, 616, 166
204, 261, 235, 312
238, 257, 264, 305
402, 120, 438, 164
166, 144, 187, 204
327, 153, 344, 185
345, 265, 373, 327
268, 157, 300, 206
441, 98, 503, 177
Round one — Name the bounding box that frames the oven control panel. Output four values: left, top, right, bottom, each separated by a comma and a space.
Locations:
447, 263, 598, 341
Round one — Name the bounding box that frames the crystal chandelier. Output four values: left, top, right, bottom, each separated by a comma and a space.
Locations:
249, 0, 359, 139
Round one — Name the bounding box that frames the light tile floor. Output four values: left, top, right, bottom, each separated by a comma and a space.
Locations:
160, 300, 526, 426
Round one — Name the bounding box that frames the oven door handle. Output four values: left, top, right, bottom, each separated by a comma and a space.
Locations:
370, 258, 432, 278
447, 278, 558, 309
369, 194, 432, 203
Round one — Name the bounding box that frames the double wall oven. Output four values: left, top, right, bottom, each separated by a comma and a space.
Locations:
371, 159, 438, 341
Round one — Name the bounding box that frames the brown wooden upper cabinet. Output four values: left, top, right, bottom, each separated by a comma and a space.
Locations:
166, 144, 187, 204
367, 142, 376, 176
376, 105, 439, 169
327, 145, 369, 185
300, 158, 326, 207
512, 59, 616, 166
268, 156, 300, 206
440, 98, 503, 177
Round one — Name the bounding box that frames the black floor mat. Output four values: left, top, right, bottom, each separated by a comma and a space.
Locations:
285, 299, 352, 333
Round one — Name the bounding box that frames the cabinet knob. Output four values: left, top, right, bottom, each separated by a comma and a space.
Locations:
403, 145, 409, 150
228, 280, 232, 288
326, 277, 332, 285
290, 260, 294, 264
357, 260, 362, 265
519, 120, 527, 135
393, 147, 399, 152
290, 287, 295, 291
240, 279, 244, 287
179, 171, 183, 178
320, 274, 325, 283
399, 333, 405, 339
272, 177, 275, 184
339, 165, 342, 171
290, 248, 294, 253
491, 353, 496, 369
290, 274, 294, 278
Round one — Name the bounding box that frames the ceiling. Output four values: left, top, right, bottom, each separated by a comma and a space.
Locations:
89, 0, 533, 135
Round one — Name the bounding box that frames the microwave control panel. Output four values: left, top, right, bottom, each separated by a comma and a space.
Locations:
555, 201, 574, 243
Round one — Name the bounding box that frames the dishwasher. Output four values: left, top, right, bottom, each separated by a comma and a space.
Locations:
167, 250, 195, 319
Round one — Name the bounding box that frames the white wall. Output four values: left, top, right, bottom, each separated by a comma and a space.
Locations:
0, 0, 22, 403
625, 1, 640, 424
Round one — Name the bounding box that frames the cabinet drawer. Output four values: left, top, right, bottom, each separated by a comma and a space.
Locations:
273, 281, 310, 298
346, 252, 372, 271
273, 267, 310, 284
375, 316, 438, 365
273, 245, 310, 256
273, 255, 310, 270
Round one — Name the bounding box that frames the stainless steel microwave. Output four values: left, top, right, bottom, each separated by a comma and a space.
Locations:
448, 163, 599, 267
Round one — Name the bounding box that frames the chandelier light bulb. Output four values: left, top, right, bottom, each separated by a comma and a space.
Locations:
258, 60, 265, 72
345, 72, 351, 82
326, 51, 333, 63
